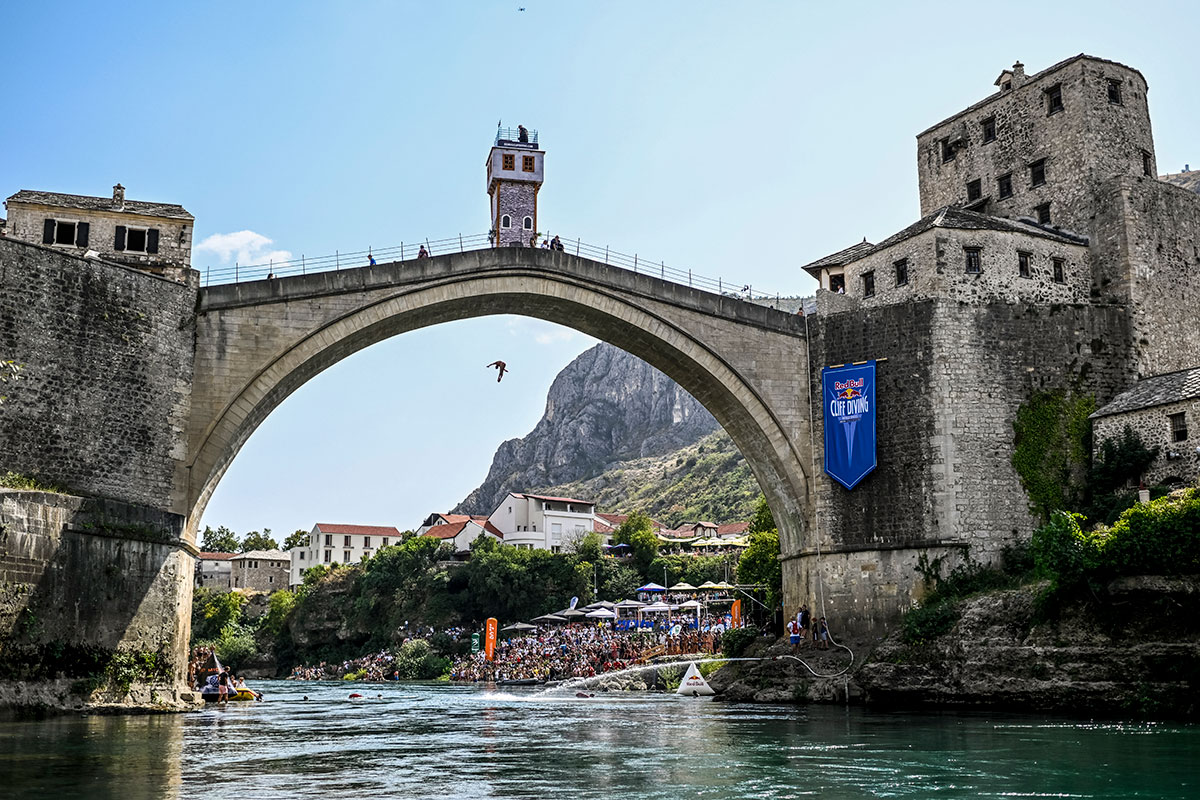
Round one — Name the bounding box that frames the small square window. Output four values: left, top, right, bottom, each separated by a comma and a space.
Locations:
964, 247, 982, 274
1018, 251, 1031, 279
364, 537, 371, 548
324, 534, 332, 546
1052, 258, 1065, 284
344, 550, 352, 562
894, 258, 909, 287
382, 537, 389, 547
940, 137, 955, 163
502, 154, 515, 170
1030, 159, 1046, 187
981, 116, 996, 143
1107, 79, 1122, 105
1035, 203, 1052, 225
862, 271, 875, 298
522, 155, 535, 172
344, 535, 352, 547
126, 228, 148, 253
1170, 412, 1189, 442
1142, 150, 1153, 177
829, 273, 846, 294
54, 220, 76, 245
1046, 84, 1064, 115
967, 179, 982, 202
998, 174, 1013, 199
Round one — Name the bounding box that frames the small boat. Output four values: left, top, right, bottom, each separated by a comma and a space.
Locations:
196, 651, 262, 702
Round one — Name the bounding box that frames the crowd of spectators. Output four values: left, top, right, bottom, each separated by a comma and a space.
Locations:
289, 649, 398, 681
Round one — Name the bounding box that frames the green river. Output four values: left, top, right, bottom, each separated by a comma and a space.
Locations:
0, 680, 1195, 798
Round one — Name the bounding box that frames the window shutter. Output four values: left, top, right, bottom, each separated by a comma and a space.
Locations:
43, 219, 56, 244
76, 222, 90, 247
146, 228, 159, 254
114, 226, 126, 251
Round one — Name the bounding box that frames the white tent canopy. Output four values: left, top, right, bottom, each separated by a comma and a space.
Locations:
585, 608, 617, 619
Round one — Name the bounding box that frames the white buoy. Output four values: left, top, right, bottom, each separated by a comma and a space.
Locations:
675, 662, 715, 696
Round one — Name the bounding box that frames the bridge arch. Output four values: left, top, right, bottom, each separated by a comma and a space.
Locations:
188, 250, 814, 561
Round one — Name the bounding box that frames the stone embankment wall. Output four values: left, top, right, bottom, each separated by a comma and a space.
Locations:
0, 237, 197, 514
0, 490, 195, 713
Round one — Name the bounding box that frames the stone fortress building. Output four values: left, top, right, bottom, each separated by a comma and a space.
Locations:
794, 55, 1200, 622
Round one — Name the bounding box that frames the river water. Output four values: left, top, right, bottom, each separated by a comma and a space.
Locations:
1, 680, 1195, 799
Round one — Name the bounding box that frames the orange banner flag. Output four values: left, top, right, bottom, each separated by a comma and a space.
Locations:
731, 599, 742, 629
484, 617, 498, 661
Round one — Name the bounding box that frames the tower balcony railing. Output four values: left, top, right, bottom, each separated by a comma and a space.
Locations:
496, 126, 538, 147
199, 232, 797, 311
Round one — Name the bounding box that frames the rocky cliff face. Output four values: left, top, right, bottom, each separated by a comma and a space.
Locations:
1161, 170, 1200, 194
454, 343, 718, 515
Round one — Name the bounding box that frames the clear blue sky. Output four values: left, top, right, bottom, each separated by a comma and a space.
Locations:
3, 1, 1196, 540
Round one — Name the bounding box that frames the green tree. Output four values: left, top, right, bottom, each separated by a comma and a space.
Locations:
601, 564, 641, 600
613, 511, 659, 578
737, 530, 782, 609
201, 525, 239, 553
1086, 425, 1161, 525
572, 531, 604, 563
748, 494, 776, 534
283, 529, 310, 550
241, 528, 280, 551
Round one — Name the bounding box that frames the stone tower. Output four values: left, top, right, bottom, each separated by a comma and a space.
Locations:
487, 125, 543, 247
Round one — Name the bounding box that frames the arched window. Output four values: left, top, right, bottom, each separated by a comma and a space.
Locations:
523, 216, 533, 231
500, 215, 511, 229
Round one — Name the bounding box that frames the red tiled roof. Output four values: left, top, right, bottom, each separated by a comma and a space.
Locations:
315, 523, 403, 536
422, 521, 468, 540
594, 520, 614, 533
198, 552, 236, 560
422, 520, 505, 541
595, 513, 664, 530
717, 522, 750, 536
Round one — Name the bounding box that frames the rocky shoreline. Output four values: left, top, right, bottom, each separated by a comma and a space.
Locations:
710, 577, 1200, 720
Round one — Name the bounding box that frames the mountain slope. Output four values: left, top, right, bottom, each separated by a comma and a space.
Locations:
454, 343, 720, 515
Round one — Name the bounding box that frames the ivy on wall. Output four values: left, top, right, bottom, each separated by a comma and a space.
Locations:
1012, 389, 1096, 521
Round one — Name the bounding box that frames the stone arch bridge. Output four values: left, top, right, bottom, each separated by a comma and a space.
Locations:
189, 247, 816, 581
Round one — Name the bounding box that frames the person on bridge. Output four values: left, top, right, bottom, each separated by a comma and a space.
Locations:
487, 360, 509, 382
551, 235, 563, 251
418, 245, 429, 259
368, 252, 376, 266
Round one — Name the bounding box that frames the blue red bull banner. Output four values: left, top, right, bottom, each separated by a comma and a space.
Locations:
822, 361, 877, 490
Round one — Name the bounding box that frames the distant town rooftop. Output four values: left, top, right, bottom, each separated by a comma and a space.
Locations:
495, 126, 539, 148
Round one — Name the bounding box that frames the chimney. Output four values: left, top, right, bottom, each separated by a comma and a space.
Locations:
1011, 61, 1027, 89
113, 183, 125, 209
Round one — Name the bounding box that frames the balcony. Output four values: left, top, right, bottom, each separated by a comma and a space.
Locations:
495, 126, 538, 148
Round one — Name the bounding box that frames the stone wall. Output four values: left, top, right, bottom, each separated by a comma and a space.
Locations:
917, 55, 1153, 240
788, 298, 1134, 634
0, 238, 197, 514
493, 182, 538, 247
0, 490, 194, 710
1094, 401, 1200, 487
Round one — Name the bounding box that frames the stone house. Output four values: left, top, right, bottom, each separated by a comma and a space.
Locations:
3, 184, 194, 282
231, 549, 289, 592
1091, 367, 1200, 488
195, 551, 234, 589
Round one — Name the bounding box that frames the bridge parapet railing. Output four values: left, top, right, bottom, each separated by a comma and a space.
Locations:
200, 233, 794, 308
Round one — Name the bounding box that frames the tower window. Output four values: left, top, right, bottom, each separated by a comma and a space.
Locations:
1142, 150, 1153, 177
966, 179, 982, 202
500, 214, 511, 229
502, 154, 515, 170
939, 137, 955, 163
997, 173, 1013, 199
1052, 258, 1065, 283
1029, 159, 1046, 187
1107, 79, 1122, 105
1018, 251, 1031, 279
522, 155, 535, 172
894, 258, 908, 287
1170, 412, 1188, 442
1046, 84, 1064, 115
523, 216, 533, 230
964, 247, 982, 274
1035, 203, 1052, 225
981, 116, 996, 143
862, 271, 875, 298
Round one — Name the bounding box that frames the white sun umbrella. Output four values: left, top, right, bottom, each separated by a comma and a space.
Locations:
698, 581, 720, 591
585, 607, 617, 619
584, 600, 616, 610
669, 582, 698, 592
531, 613, 567, 624
679, 598, 703, 625
615, 598, 646, 608
557, 607, 587, 619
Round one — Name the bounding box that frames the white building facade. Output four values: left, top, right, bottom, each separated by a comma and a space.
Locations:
290, 523, 403, 587
486, 493, 597, 553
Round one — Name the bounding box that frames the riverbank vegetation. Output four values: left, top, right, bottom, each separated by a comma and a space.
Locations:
192, 496, 783, 676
